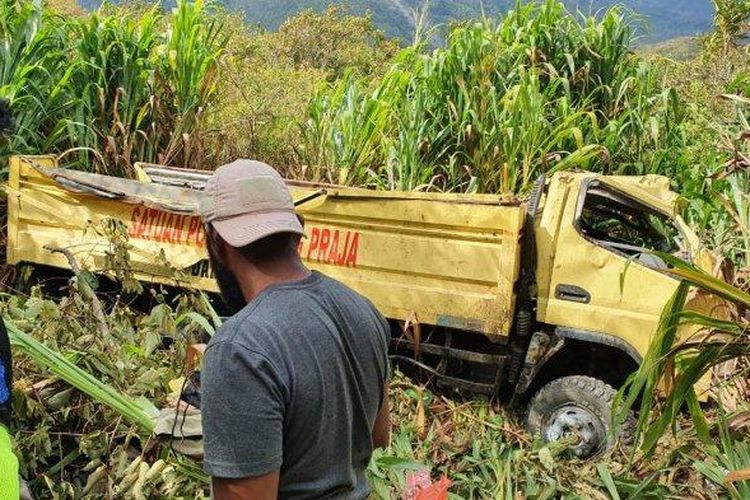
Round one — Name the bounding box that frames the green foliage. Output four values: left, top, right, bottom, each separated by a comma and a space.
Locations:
273, 5, 399, 80
696, 417, 750, 499
370, 373, 707, 498
5, 286, 215, 496
0, 0, 225, 176
616, 254, 750, 462
203, 5, 398, 174
0, 0, 69, 162
154, 0, 227, 168
64, 6, 161, 176
6, 0, 750, 496
6, 319, 156, 433
706, 0, 750, 53
201, 10, 327, 174
297, 0, 686, 194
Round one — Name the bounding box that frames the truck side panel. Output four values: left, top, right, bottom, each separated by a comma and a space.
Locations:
7, 156, 525, 339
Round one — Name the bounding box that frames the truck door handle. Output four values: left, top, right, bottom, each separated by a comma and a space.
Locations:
555, 284, 591, 304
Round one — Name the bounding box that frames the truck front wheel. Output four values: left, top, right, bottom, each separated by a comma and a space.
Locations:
526, 376, 627, 459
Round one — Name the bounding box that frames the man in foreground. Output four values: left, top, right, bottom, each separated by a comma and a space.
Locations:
0, 97, 21, 500
0, 320, 19, 500
198, 160, 391, 499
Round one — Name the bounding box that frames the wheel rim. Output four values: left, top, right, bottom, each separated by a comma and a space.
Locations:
544, 404, 605, 458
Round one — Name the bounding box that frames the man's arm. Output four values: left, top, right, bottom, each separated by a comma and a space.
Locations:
202, 341, 285, 498
372, 382, 391, 449
212, 471, 279, 500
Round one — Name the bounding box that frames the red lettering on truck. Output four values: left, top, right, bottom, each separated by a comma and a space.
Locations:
301, 226, 360, 267
127, 206, 205, 247
306, 228, 320, 260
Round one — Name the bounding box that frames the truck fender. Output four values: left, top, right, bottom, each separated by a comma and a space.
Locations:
512, 327, 642, 401
555, 327, 642, 365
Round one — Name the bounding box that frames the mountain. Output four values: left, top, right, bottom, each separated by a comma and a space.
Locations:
76, 0, 714, 43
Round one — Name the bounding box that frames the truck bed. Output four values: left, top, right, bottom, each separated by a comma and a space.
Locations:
6, 156, 526, 340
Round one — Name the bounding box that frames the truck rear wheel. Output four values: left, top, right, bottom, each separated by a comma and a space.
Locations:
526, 376, 628, 458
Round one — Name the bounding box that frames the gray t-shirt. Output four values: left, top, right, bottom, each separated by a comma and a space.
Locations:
202, 271, 390, 499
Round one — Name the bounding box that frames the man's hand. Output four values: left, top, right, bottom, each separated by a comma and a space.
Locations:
212, 471, 280, 500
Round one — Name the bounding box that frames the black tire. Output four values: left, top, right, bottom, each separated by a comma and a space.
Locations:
526, 375, 632, 459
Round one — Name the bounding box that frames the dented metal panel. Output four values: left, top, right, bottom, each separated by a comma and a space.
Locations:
6, 156, 525, 339
534, 171, 711, 361
602, 174, 680, 213
536, 172, 679, 357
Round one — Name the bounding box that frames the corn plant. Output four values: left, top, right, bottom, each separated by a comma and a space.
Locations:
616, 254, 750, 458
297, 0, 684, 195
154, 0, 227, 168
297, 69, 406, 186
63, 6, 160, 176
1, 0, 225, 176
0, 0, 68, 161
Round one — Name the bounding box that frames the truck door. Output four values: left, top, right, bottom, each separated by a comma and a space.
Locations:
540, 178, 685, 358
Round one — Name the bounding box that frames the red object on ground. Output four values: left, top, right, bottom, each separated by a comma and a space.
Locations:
403, 470, 452, 500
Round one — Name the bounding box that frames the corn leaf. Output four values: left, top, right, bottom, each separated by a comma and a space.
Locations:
6, 319, 155, 433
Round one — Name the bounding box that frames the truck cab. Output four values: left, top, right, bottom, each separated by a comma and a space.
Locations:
510, 172, 711, 457
537, 172, 698, 362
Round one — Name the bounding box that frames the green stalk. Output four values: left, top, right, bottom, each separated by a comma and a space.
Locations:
5, 319, 155, 433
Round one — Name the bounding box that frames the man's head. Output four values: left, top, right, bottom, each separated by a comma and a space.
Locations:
199, 160, 305, 313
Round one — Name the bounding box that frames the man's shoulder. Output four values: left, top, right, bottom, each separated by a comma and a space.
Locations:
316, 273, 380, 309
208, 306, 269, 351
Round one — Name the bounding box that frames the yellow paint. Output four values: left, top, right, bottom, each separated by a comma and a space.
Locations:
537, 172, 680, 358
6, 156, 525, 339
5, 156, 713, 365
536, 172, 713, 359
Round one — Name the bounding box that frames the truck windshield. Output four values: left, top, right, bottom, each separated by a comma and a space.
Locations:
578, 184, 683, 259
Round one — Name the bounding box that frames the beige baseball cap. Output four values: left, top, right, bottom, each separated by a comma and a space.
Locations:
198, 159, 304, 248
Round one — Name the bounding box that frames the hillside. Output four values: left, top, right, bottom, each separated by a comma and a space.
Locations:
77, 0, 713, 43
637, 35, 702, 61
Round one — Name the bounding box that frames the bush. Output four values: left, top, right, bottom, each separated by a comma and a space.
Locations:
204, 5, 399, 173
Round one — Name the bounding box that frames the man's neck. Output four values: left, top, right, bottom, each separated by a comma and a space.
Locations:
239, 259, 311, 302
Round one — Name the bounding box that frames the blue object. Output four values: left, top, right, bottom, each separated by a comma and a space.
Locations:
0, 361, 8, 404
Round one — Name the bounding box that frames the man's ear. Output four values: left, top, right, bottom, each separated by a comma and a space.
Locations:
205, 224, 229, 264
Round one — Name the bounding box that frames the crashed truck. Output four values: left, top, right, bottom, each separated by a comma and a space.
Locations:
5, 155, 718, 457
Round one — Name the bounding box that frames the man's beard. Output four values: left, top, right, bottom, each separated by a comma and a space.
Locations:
207, 247, 247, 315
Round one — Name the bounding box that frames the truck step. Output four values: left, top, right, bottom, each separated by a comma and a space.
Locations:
436, 376, 496, 394
390, 337, 505, 365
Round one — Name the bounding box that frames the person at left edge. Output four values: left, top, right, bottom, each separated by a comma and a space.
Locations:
0, 97, 21, 500
0, 319, 20, 500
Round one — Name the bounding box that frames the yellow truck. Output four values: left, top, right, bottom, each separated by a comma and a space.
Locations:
5, 155, 714, 457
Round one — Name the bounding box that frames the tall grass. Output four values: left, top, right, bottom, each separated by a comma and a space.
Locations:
64, 7, 160, 176
0, 0, 225, 177
615, 254, 750, 496
0, 0, 68, 162
298, 0, 684, 194
153, 0, 226, 168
